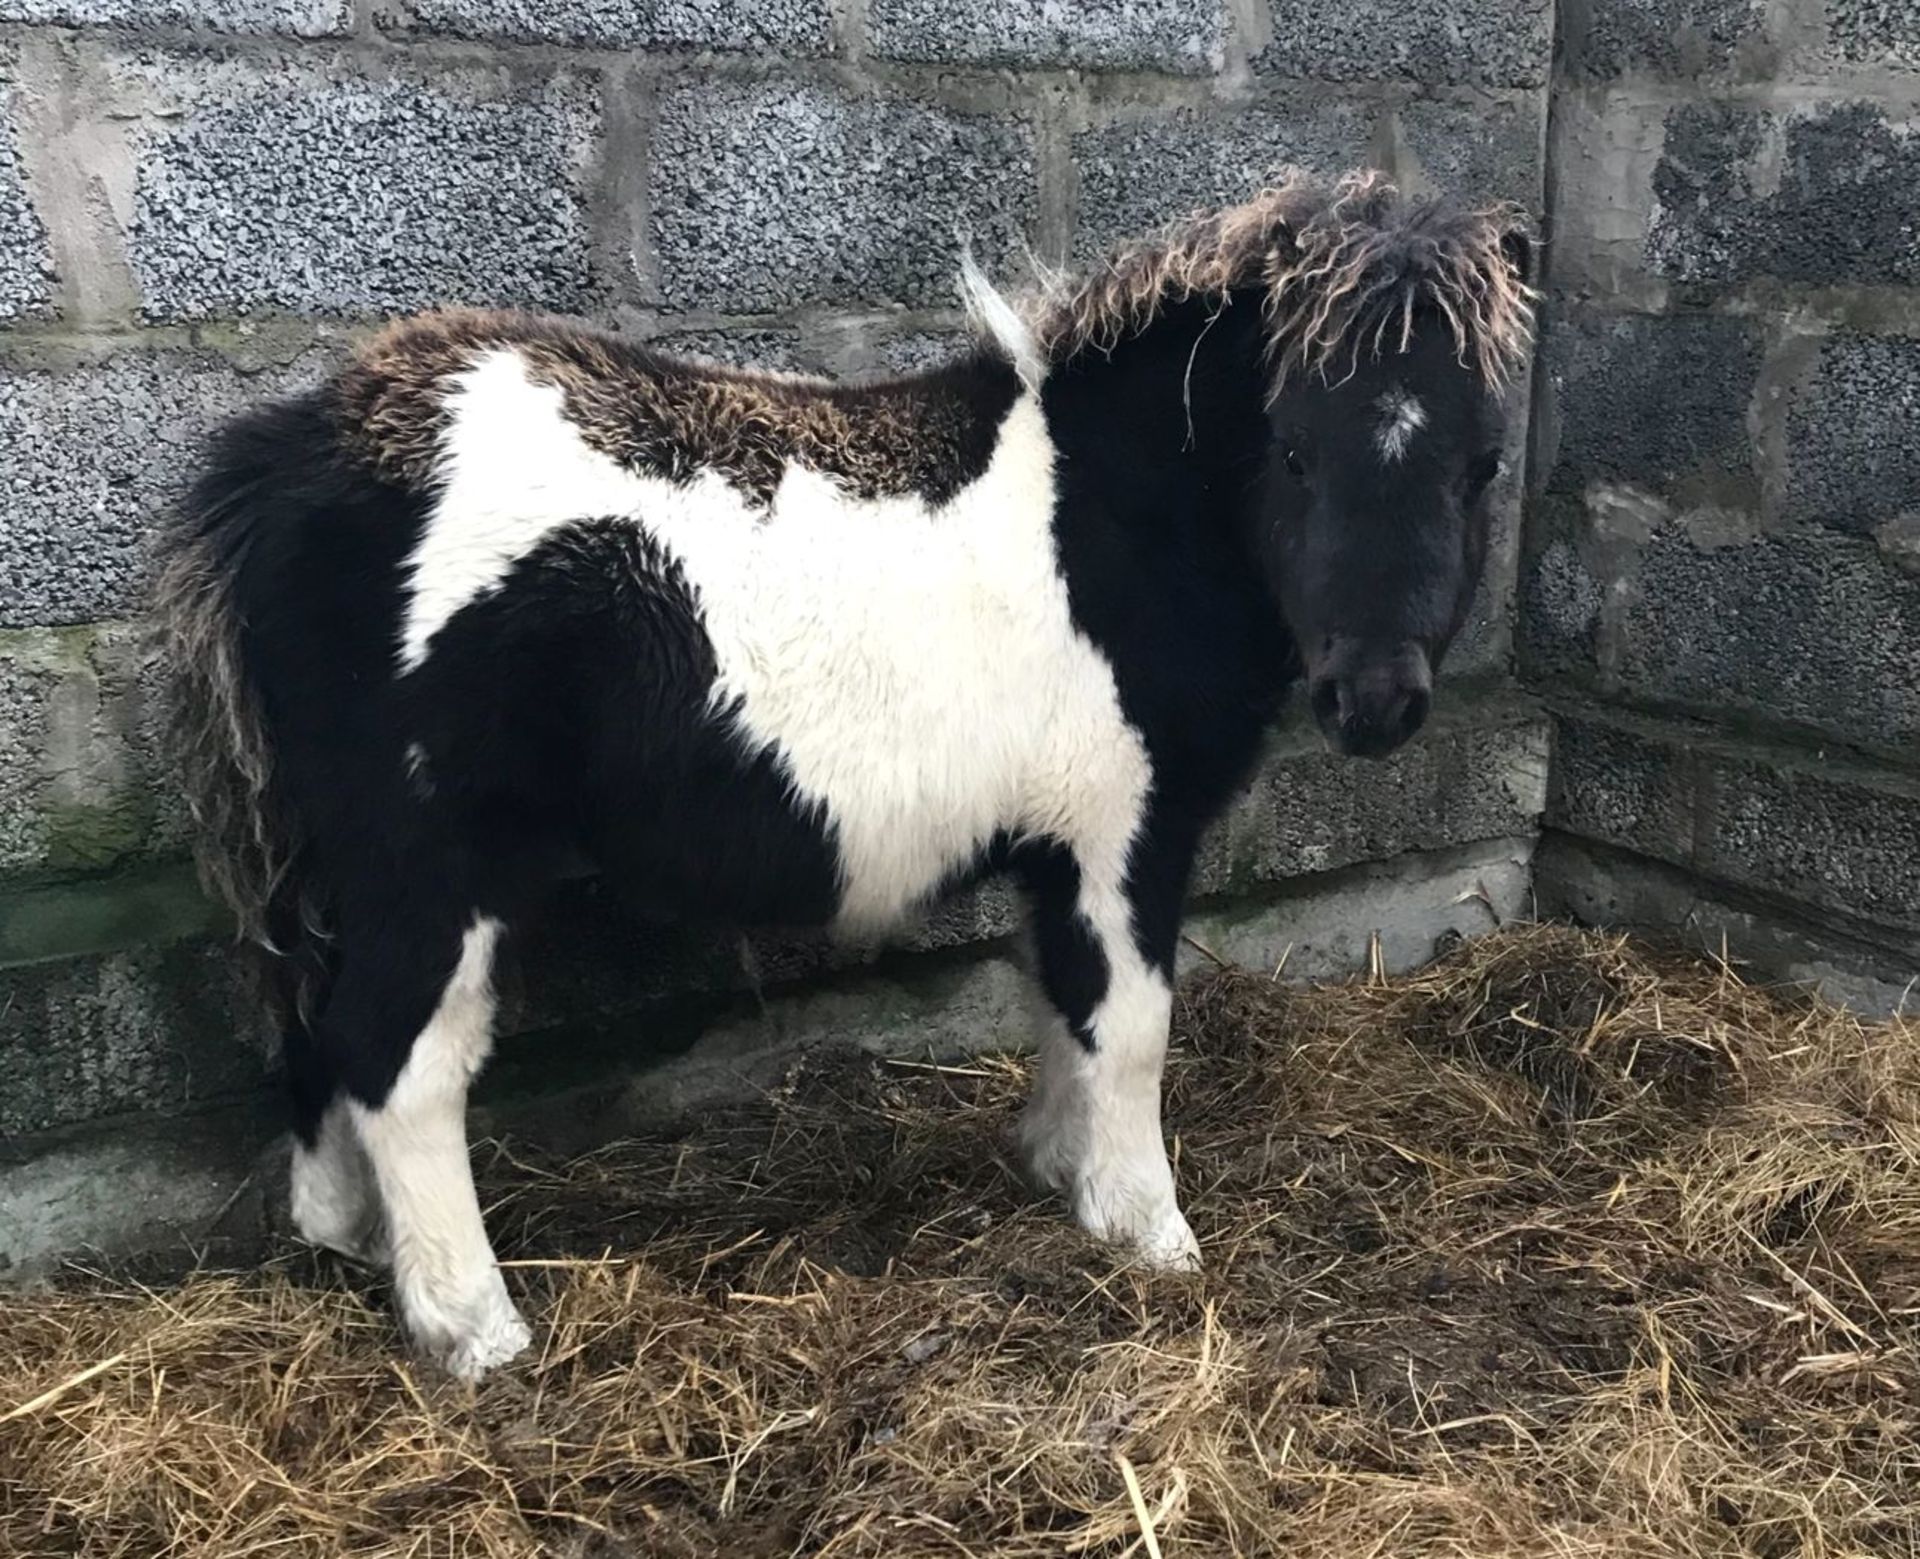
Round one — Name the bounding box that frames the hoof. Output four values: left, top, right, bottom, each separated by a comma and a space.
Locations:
290, 1166, 389, 1268
1013, 1109, 1079, 1197
400, 1269, 532, 1381
1128, 1208, 1202, 1272
434, 1307, 533, 1382
300, 1219, 392, 1269
1069, 1182, 1202, 1274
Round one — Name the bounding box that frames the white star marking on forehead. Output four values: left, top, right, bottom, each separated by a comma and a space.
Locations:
1374, 386, 1427, 463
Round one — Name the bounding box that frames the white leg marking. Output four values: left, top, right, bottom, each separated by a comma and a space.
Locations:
349, 918, 531, 1379
290, 1097, 388, 1266
1013, 994, 1086, 1195
1018, 881, 1198, 1271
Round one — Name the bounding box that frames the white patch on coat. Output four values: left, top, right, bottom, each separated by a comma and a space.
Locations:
348, 917, 530, 1379
1374, 385, 1428, 462
399, 351, 657, 671
402, 347, 1154, 942
290, 1097, 386, 1266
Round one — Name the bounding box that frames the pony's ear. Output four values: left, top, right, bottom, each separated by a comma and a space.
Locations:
1258, 214, 1299, 286
1498, 226, 1535, 286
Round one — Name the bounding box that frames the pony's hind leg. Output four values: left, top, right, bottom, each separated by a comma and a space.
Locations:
325, 909, 530, 1378
291, 1102, 388, 1267
285, 1018, 387, 1266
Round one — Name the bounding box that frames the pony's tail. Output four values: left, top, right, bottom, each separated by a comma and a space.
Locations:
152, 449, 324, 1026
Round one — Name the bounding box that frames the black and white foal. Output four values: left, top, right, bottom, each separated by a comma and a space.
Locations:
159, 170, 1535, 1377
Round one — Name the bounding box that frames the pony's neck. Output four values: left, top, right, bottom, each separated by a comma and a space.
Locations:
1039, 291, 1272, 530
1036, 294, 1297, 795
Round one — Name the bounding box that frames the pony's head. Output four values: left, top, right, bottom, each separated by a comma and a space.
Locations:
1026, 170, 1536, 758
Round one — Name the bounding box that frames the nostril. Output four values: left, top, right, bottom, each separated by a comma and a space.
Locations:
1398, 687, 1431, 738
1309, 676, 1342, 730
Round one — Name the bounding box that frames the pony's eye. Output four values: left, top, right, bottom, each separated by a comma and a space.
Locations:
1465, 450, 1504, 492
1283, 448, 1308, 480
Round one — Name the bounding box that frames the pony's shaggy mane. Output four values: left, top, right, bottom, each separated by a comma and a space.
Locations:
1020, 168, 1538, 390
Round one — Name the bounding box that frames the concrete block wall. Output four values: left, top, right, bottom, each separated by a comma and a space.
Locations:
0, 1, 1556, 1268
1524, 0, 1920, 1011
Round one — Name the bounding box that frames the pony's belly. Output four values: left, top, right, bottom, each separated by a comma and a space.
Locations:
598, 768, 998, 941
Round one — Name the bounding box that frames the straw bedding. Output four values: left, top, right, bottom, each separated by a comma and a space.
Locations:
4, 925, 1918, 1556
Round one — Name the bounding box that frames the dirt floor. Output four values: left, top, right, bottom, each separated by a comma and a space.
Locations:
4, 925, 1919, 1557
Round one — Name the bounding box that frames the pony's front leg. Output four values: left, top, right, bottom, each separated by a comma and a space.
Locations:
1015, 841, 1199, 1270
